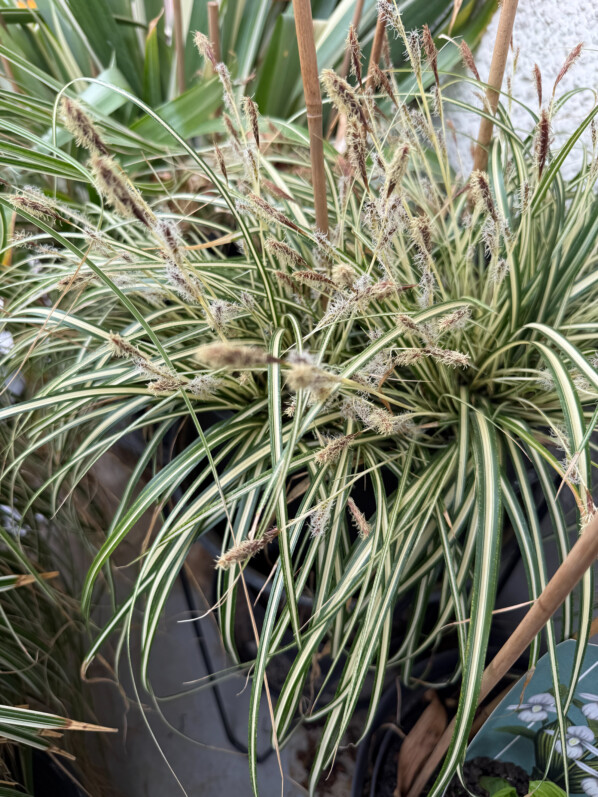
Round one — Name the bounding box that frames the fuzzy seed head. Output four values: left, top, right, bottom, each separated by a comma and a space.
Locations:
346, 121, 369, 187
273, 270, 296, 290
242, 96, 260, 149
532, 64, 542, 108
490, 258, 509, 285
314, 434, 356, 466
347, 25, 362, 85
148, 375, 186, 394
237, 194, 300, 233
214, 142, 228, 182
216, 538, 262, 570
332, 263, 357, 289
366, 406, 414, 436
165, 260, 204, 305
321, 69, 367, 127
186, 374, 221, 399
90, 154, 155, 227
534, 109, 552, 178
385, 144, 409, 197
422, 25, 438, 85
265, 238, 308, 270
554, 43, 583, 95
293, 271, 336, 292
470, 171, 498, 221
196, 342, 271, 369
437, 307, 471, 333
460, 40, 480, 82
347, 497, 371, 538
108, 333, 145, 361
425, 346, 470, 369
309, 502, 332, 538
9, 192, 61, 224
194, 31, 217, 66
377, 0, 406, 41
207, 299, 243, 331
286, 362, 337, 399
60, 97, 108, 156
371, 64, 396, 106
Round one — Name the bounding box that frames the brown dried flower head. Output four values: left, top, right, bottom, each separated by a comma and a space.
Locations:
534, 109, 552, 178
265, 238, 308, 270
422, 25, 439, 86
196, 342, 273, 369
346, 121, 369, 187
371, 64, 396, 107
470, 171, 498, 222
347, 24, 362, 85
532, 63, 542, 108
90, 154, 155, 227
60, 97, 108, 156
332, 263, 357, 290
239, 194, 300, 233
9, 192, 61, 224
553, 42, 583, 95
293, 271, 336, 292
314, 434, 357, 466
215, 527, 280, 570
384, 144, 410, 198
194, 31, 217, 67
460, 40, 480, 82
214, 142, 228, 182
347, 497, 371, 538
321, 69, 368, 128
242, 96, 260, 149
286, 361, 338, 399
425, 346, 470, 369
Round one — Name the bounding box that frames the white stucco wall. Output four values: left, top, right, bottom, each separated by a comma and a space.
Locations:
446, 0, 598, 180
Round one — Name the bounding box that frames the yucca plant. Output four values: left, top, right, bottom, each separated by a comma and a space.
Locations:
0, 0, 496, 155
1, 7, 598, 795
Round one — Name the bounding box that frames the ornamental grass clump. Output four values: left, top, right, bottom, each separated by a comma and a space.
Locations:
1, 12, 598, 797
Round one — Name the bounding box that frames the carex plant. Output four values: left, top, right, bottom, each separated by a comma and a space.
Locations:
1, 8, 598, 795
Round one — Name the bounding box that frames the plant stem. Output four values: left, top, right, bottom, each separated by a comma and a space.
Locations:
365, 11, 386, 90
406, 509, 598, 797
472, 0, 519, 172
208, 1, 221, 64
172, 0, 185, 94
293, 0, 328, 234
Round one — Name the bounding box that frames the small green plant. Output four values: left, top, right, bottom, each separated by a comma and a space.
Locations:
1, 7, 597, 796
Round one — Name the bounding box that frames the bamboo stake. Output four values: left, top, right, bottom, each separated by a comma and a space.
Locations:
406, 510, 598, 797
208, 1, 221, 64
293, 0, 328, 234
172, 0, 185, 94
365, 12, 387, 91
472, 0, 519, 173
